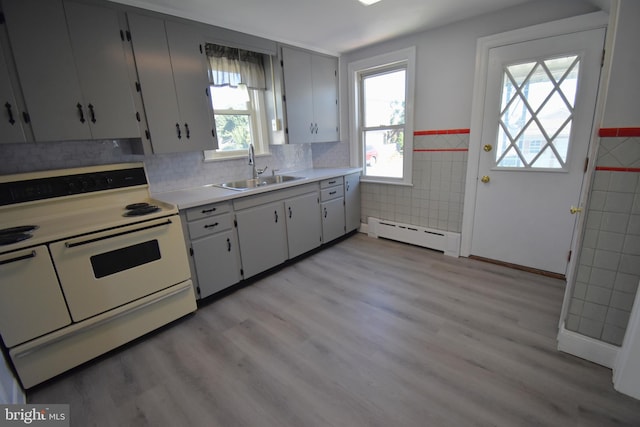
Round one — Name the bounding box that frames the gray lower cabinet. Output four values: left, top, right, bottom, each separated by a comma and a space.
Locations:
284, 191, 322, 258
320, 178, 346, 243
2, 0, 139, 141
235, 201, 288, 279
184, 202, 241, 299
344, 172, 361, 233
128, 13, 216, 153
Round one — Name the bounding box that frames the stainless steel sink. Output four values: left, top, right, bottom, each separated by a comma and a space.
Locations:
217, 175, 304, 190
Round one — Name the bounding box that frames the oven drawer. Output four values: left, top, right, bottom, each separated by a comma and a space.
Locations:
0, 246, 71, 347
49, 216, 191, 322
187, 212, 233, 239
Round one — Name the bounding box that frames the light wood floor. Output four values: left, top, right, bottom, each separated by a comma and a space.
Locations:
28, 233, 640, 426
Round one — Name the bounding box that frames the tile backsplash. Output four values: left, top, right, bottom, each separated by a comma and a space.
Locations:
0, 139, 334, 193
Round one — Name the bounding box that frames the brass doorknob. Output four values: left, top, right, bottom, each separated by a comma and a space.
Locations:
483, 144, 493, 152
570, 206, 583, 214
481, 175, 490, 183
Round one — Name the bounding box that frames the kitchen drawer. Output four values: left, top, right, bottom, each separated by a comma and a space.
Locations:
188, 212, 233, 239
186, 202, 232, 222
320, 185, 344, 202
320, 177, 343, 189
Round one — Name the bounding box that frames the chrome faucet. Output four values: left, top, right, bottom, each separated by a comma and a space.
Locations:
248, 143, 257, 179
248, 143, 267, 179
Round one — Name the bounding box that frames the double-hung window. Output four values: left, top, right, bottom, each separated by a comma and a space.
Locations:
204, 44, 270, 160
349, 47, 415, 185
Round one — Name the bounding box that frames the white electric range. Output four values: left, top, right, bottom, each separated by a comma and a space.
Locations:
0, 162, 196, 388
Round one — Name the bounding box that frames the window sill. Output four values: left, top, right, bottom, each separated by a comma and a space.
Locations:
203, 151, 272, 163
360, 177, 413, 186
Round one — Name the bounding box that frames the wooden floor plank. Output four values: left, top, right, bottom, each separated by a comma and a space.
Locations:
27, 233, 640, 426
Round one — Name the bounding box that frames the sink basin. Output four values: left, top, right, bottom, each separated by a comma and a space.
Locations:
217, 175, 304, 190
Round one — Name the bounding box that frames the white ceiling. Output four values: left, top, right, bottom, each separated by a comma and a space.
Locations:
109, 0, 606, 55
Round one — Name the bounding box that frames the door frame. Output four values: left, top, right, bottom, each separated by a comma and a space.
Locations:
461, 12, 610, 271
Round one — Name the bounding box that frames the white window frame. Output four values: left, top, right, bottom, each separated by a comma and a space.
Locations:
204, 87, 270, 161
348, 47, 416, 185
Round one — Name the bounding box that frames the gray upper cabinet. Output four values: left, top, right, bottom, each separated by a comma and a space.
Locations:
281, 46, 338, 144
0, 41, 27, 143
1, 0, 139, 141
63, 1, 139, 140
128, 13, 217, 154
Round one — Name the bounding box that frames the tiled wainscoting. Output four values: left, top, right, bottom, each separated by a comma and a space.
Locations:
566, 131, 640, 346
360, 129, 469, 233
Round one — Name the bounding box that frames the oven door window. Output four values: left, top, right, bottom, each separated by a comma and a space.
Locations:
90, 240, 160, 279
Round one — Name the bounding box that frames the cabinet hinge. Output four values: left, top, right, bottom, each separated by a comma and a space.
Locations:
205, 87, 210, 97
145, 129, 150, 140
335, 70, 337, 77
0, 12, 5, 25
601, 49, 605, 67
240, 268, 244, 276
584, 157, 589, 173
120, 30, 125, 41
126, 30, 131, 41
22, 112, 30, 124
199, 44, 203, 54
196, 286, 201, 297
282, 94, 286, 102
135, 82, 141, 92
212, 129, 216, 138
135, 112, 140, 122
280, 59, 284, 67
285, 127, 288, 135
567, 250, 572, 262
190, 247, 194, 256
234, 219, 238, 228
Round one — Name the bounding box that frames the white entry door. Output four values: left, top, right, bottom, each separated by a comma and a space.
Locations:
470, 28, 605, 275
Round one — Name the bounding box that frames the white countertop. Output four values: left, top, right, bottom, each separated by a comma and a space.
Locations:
152, 168, 361, 210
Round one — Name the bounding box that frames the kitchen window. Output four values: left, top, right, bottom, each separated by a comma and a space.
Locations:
348, 47, 415, 185
204, 44, 270, 160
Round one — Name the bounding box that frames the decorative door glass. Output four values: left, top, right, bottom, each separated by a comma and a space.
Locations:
495, 55, 580, 170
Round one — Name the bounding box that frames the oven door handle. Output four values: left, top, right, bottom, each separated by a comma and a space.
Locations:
0, 250, 36, 266
65, 219, 172, 248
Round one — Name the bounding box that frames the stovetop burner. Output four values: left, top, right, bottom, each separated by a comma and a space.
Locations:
0, 225, 39, 246
123, 203, 160, 217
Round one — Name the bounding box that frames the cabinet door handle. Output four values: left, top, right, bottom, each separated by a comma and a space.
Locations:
274, 210, 279, 223
288, 206, 292, 219
176, 123, 182, 139
5, 102, 15, 125
324, 207, 327, 218
88, 104, 96, 123
310, 122, 314, 134
77, 103, 86, 123
226, 238, 231, 252
204, 222, 219, 229
314, 123, 318, 134
185, 123, 190, 139
346, 182, 350, 191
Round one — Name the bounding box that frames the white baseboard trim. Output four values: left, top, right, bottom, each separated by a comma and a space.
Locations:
557, 323, 619, 369
366, 217, 460, 257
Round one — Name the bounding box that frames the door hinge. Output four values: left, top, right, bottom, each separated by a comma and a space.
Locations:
22, 112, 30, 124
145, 129, 150, 140
567, 250, 572, 262
135, 82, 141, 92
126, 30, 131, 42
189, 247, 194, 256
584, 157, 589, 173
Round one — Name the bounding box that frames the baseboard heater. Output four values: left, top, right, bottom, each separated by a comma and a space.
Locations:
366, 217, 460, 257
